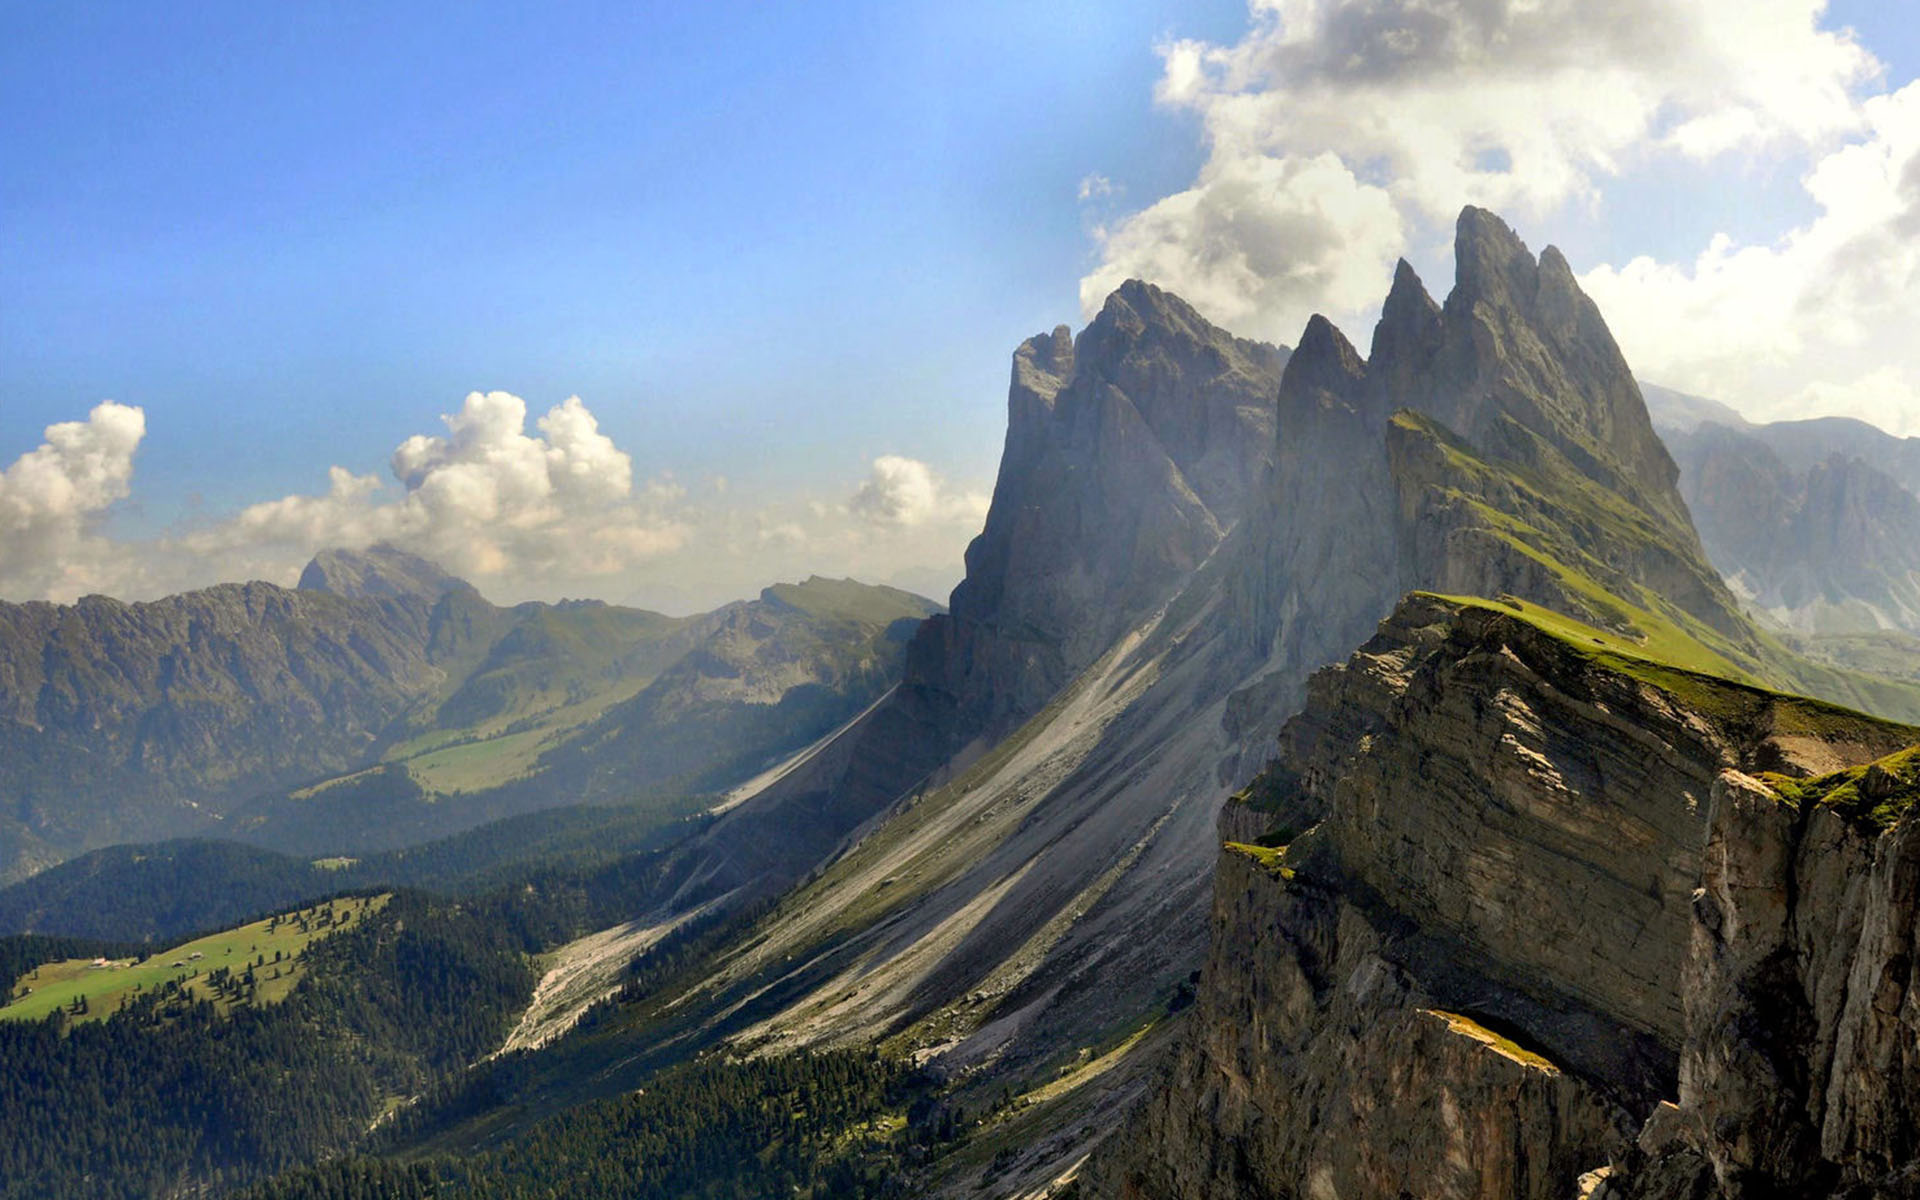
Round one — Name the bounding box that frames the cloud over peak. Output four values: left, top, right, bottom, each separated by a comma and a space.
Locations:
186, 391, 686, 586
1083, 0, 1882, 345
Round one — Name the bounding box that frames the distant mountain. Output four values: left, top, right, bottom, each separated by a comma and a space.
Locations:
1647, 389, 1920, 634
0, 548, 937, 880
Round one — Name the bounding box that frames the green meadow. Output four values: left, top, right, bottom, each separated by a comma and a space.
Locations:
1, 893, 388, 1024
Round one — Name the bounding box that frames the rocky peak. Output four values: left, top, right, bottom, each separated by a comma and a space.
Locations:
1370, 258, 1443, 378
1449, 205, 1539, 313
1414, 207, 1690, 530
297, 544, 468, 607
1283, 313, 1369, 404
932, 280, 1288, 732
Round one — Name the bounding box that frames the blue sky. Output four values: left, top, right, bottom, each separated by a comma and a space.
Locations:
4, 2, 1919, 608
3, 2, 1239, 526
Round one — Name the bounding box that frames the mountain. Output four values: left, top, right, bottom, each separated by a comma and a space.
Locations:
379, 209, 1920, 1197
0, 549, 937, 880
18, 206, 1920, 1199
1088, 594, 1919, 1199
0, 571, 452, 879
1647, 389, 1920, 636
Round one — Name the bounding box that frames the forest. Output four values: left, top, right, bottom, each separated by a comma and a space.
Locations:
244, 1051, 950, 1200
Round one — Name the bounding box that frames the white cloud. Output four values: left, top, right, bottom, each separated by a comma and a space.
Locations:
1083, 0, 1881, 344
0, 402, 147, 600
0, 401, 989, 614
1582, 81, 1920, 435
183, 391, 687, 585
1082, 151, 1404, 345
1078, 173, 1118, 202
848, 455, 989, 528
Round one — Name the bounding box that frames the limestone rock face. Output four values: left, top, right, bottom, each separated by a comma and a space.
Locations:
1601, 751, 1920, 1198
683, 281, 1291, 903
1087, 595, 1917, 1200
1109, 851, 1627, 1200
939, 279, 1286, 732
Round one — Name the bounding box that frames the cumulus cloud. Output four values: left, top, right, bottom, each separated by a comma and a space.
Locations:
0, 402, 147, 599
182, 391, 687, 584
848, 455, 990, 528
1084, 0, 1881, 344
1582, 80, 1920, 435
0, 400, 990, 613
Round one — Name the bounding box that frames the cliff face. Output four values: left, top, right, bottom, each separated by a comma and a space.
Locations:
669, 282, 1292, 904
936, 279, 1287, 733
1090, 595, 1918, 1200
1600, 749, 1920, 1198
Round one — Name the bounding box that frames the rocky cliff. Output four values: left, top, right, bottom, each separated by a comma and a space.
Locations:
1595, 746, 1920, 1198
1089, 594, 1919, 1200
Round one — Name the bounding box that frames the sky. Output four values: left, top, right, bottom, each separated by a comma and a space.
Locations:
3, 1, 1918, 611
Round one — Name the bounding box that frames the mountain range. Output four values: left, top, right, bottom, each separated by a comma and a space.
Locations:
1648, 385, 1920, 638
8, 206, 1920, 1200
0, 547, 935, 881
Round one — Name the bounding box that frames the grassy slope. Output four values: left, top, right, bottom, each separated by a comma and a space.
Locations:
1396, 409, 1920, 726
1765, 744, 1920, 832
1429, 593, 1918, 744
0, 894, 388, 1023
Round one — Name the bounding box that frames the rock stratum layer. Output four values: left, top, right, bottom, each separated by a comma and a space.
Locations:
1090, 595, 1920, 1200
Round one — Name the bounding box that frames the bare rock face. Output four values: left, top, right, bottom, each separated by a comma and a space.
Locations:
1088, 596, 1917, 1200
1232, 207, 1752, 714
683, 282, 1291, 903
1602, 749, 1920, 1198
938, 279, 1287, 733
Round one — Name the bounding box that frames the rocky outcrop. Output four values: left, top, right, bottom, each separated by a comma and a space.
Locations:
1597, 747, 1920, 1198
1089, 595, 1918, 1200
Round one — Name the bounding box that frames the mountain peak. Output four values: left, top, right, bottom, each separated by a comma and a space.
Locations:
1285, 314, 1368, 401
1451, 205, 1537, 311
297, 544, 467, 605
1371, 258, 1442, 372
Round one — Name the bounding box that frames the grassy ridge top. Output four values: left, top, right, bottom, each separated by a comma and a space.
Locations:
1422, 592, 1920, 747
0, 894, 387, 1024
1392, 408, 1920, 727
1766, 745, 1920, 832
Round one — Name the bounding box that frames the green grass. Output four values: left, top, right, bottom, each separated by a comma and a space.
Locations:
1222, 841, 1294, 880
1764, 745, 1920, 832
0, 894, 388, 1024
1425, 1009, 1559, 1072
1426, 593, 1919, 746
1392, 407, 1920, 727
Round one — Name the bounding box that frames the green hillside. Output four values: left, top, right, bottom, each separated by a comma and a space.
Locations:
1, 895, 387, 1023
